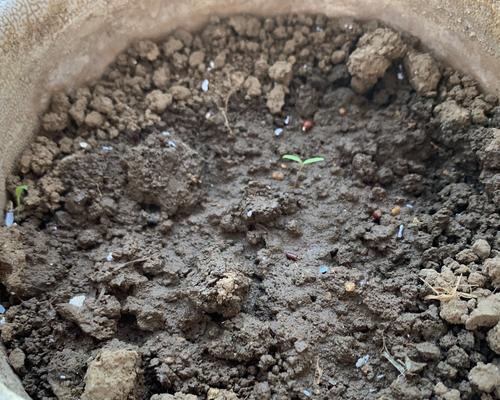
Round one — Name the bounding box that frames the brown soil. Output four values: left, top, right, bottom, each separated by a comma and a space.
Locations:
1, 14, 500, 400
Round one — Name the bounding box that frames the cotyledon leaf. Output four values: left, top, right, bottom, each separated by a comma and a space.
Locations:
303, 157, 325, 165
15, 184, 28, 207
282, 154, 303, 163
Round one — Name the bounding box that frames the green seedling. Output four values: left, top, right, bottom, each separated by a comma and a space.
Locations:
282, 154, 324, 187
15, 184, 28, 208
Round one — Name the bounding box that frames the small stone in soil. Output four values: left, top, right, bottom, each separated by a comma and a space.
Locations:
397, 64, 405, 80
161, 131, 171, 137
68, 295, 86, 308
294, 340, 308, 353
302, 119, 314, 132
286, 252, 299, 261
4, 211, 14, 227
246, 210, 253, 218
0, 317, 5, 326
79, 141, 89, 149
339, 107, 347, 116
101, 145, 113, 152
405, 203, 414, 209
372, 209, 382, 222
356, 355, 370, 368
201, 79, 209, 92
319, 266, 329, 274
106, 252, 114, 262
0, 305, 5, 314
271, 171, 285, 181
284, 115, 290, 125
397, 224, 404, 239
345, 282, 356, 292
391, 206, 401, 216
168, 140, 177, 148
274, 127, 283, 137
303, 389, 312, 397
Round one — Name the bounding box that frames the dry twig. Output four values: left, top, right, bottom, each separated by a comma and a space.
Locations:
314, 357, 323, 386
381, 335, 426, 376
214, 87, 236, 137
420, 274, 476, 302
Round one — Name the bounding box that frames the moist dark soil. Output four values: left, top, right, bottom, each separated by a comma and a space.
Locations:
1, 14, 500, 400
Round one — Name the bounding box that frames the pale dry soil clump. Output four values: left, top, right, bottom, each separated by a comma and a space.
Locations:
1, 14, 500, 400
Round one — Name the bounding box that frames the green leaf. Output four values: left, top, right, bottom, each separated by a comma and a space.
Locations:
15, 184, 28, 208
303, 157, 325, 165
282, 154, 303, 164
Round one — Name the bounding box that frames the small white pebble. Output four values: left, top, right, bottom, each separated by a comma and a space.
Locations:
356, 355, 370, 368
161, 131, 171, 137
168, 140, 177, 148
205, 111, 212, 119
246, 210, 253, 218
397, 224, 404, 239
201, 79, 209, 92
101, 145, 113, 152
69, 295, 86, 308
397, 64, 405, 80
274, 128, 283, 137
79, 142, 89, 149
4, 211, 14, 227
106, 252, 114, 262
0, 317, 5, 325
284, 115, 290, 125
60, 375, 66, 380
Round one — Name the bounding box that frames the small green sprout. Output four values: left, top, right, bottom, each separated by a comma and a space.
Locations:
15, 184, 28, 208
282, 154, 325, 187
